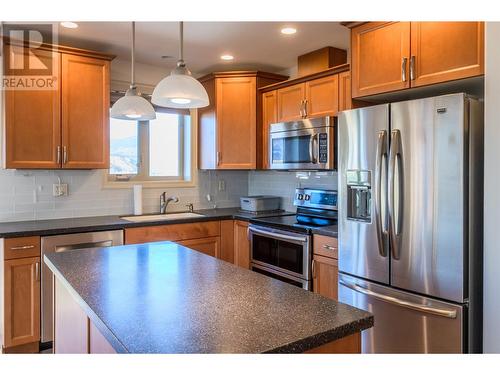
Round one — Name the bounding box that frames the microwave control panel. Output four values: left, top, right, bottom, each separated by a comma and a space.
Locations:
318, 133, 328, 163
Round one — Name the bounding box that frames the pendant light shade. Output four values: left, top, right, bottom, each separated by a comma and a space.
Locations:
152, 22, 209, 109
111, 22, 156, 121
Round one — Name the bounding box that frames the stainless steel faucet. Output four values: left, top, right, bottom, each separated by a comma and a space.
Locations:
160, 192, 179, 214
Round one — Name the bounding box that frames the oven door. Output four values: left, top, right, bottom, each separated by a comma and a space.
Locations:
249, 224, 311, 280
251, 263, 311, 290
269, 126, 334, 170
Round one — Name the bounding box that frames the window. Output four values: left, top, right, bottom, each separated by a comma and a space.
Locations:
107, 110, 194, 187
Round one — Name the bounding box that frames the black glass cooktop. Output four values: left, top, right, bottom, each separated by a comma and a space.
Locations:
250, 213, 337, 234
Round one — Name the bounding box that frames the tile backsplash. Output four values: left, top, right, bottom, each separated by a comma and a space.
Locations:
0, 169, 248, 222
0, 168, 337, 222
248, 170, 338, 211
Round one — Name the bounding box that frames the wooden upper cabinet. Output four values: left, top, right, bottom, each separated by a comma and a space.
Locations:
351, 22, 411, 98
61, 54, 110, 169
198, 71, 286, 170
276, 83, 305, 122
410, 22, 484, 87
4, 46, 61, 169
305, 75, 339, 118
216, 76, 257, 169
261, 90, 277, 169
3, 256, 41, 348
338, 71, 352, 112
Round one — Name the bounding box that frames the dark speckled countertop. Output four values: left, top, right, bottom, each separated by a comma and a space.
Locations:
44, 242, 372, 354
0, 208, 295, 238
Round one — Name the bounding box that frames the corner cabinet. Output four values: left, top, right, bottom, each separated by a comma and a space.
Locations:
351, 22, 484, 98
198, 71, 287, 170
4, 43, 113, 169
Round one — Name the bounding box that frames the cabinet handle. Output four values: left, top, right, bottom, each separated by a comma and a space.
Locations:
401, 57, 408, 82
56, 146, 61, 164
216, 151, 221, 166
410, 56, 415, 81
10, 245, 35, 250
303, 99, 308, 118
63, 146, 68, 164
35, 262, 40, 281
322, 244, 337, 251
312, 259, 316, 279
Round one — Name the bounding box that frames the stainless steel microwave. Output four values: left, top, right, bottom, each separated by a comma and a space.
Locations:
268, 116, 336, 170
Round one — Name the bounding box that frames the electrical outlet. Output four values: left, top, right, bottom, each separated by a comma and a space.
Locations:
218, 179, 225, 192
53, 183, 68, 197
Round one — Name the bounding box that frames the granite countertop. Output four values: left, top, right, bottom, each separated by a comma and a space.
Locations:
311, 224, 338, 238
0, 208, 295, 238
44, 241, 373, 354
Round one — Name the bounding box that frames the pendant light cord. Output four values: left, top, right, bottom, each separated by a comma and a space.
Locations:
131, 21, 136, 89
179, 21, 184, 66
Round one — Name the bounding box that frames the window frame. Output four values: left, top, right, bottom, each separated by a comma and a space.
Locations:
103, 109, 197, 189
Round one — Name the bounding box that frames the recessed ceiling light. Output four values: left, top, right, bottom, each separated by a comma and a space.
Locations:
220, 54, 234, 61
60, 21, 78, 29
281, 27, 297, 35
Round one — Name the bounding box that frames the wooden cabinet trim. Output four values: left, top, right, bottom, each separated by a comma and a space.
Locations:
261, 90, 277, 169
338, 71, 352, 112
3, 237, 41, 260
3, 256, 40, 348
219, 220, 235, 263
234, 220, 250, 269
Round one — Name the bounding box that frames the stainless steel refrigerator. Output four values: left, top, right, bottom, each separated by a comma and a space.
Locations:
338, 93, 483, 353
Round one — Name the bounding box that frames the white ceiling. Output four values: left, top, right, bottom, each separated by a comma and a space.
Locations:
56, 22, 350, 76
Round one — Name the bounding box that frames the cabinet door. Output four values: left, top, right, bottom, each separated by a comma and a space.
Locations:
277, 83, 305, 122
312, 254, 338, 300
305, 75, 339, 118
338, 71, 352, 112
410, 22, 484, 88
61, 53, 110, 169
4, 46, 61, 169
351, 22, 411, 98
177, 236, 220, 258
234, 220, 250, 269
261, 90, 277, 169
216, 77, 256, 169
3, 257, 40, 348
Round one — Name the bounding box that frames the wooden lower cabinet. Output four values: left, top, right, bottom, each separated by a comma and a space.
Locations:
178, 236, 220, 258
2, 256, 41, 350
304, 332, 361, 354
234, 221, 250, 269
312, 254, 338, 300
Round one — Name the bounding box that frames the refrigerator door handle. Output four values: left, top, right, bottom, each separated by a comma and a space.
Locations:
339, 279, 457, 319
388, 129, 404, 260
375, 130, 388, 257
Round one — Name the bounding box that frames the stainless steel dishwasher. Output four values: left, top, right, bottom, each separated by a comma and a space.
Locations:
41, 230, 123, 344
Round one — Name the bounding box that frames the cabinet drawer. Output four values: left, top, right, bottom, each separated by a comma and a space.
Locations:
124, 221, 221, 245
3, 237, 41, 260
313, 235, 338, 259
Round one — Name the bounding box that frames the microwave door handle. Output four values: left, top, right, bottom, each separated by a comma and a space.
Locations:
309, 135, 317, 164
375, 130, 388, 257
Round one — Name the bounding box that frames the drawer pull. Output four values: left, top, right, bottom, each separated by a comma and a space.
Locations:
322, 244, 337, 251
10, 245, 36, 250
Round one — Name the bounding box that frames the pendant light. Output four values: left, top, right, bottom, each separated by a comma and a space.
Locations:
110, 22, 156, 120
152, 22, 209, 109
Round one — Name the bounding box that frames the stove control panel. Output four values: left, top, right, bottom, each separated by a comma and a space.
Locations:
294, 188, 337, 210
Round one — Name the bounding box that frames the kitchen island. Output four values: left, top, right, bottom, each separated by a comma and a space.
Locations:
44, 241, 372, 354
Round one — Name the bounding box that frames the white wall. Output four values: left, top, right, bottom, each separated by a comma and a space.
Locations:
248, 171, 337, 211
483, 22, 500, 353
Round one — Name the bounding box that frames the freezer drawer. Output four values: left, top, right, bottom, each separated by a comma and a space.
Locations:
339, 273, 465, 353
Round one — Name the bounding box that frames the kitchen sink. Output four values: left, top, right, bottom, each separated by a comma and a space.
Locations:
120, 212, 205, 222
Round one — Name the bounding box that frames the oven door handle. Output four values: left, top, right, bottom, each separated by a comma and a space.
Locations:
248, 226, 309, 243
